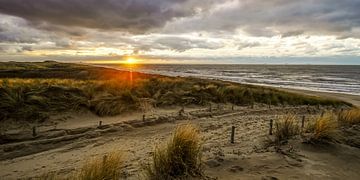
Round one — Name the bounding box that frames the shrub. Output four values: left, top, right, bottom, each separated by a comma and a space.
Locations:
75, 151, 124, 180
338, 108, 360, 125
274, 114, 299, 143
145, 124, 203, 180
306, 112, 339, 142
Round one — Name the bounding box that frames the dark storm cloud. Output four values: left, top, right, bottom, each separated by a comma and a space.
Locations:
166, 0, 360, 38
0, 0, 217, 34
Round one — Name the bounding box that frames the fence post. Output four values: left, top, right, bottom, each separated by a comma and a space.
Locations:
230, 126, 235, 143
32, 126, 37, 137
179, 106, 185, 116
209, 104, 212, 112
232, 105, 234, 111
99, 121, 102, 127
269, 119, 273, 135
301, 116, 305, 129
143, 114, 146, 121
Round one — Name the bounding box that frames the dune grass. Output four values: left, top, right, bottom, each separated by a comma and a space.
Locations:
37, 151, 124, 180
0, 61, 351, 122
338, 108, 360, 125
145, 124, 203, 180
274, 114, 299, 143
306, 112, 339, 143
75, 151, 124, 180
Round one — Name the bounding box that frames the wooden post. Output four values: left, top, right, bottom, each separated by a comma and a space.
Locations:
32, 126, 37, 137
230, 126, 235, 144
321, 111, 325, 117
179, 106, 185, 116
269, 119, 273, 135
251, 102, 254, 109
232, 105, 234, 111
143, 114, 145, 121
209, 104, 212, 112
99, 121, 102, 127
301, 116, 305, 129
268, 102, 271, 109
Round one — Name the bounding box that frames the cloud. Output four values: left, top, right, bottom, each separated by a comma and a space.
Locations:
154, 36, 224, 52
0, 0, 219, 34
165, 0, 360, 38
0, 0, 359, 63
237, 41, 261, 50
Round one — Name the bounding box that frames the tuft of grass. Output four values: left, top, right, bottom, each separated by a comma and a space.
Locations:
274, 114, 299, 143
37, 151, 124, 180
75, 151, 124, 180
145, 124, 203, 180
338, 108, 360, 125
306, 112, 339, 142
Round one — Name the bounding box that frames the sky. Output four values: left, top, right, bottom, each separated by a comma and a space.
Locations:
0, 0, 360, 64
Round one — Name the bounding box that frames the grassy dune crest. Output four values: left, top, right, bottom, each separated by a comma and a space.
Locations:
0, 61, 351, 122
145, 124, 203, 180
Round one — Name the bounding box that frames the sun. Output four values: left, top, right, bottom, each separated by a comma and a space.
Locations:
125, 57, 137, 64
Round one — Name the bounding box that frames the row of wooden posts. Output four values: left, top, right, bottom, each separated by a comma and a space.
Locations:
31, 106, 330, 139
230, 115, 307, 143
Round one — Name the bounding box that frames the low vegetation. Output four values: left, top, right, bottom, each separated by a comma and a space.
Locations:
274, 114, 299, 143
75, 151, 124, 180
145, 124, 203, 180
338, 108, 360, 125
305, 112, 339, 143
274, 111, 344, 144
0, 61, 350, 122
38, 151, 124, 180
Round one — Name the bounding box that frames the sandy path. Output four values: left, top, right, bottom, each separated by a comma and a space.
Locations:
2, 105, 359, 179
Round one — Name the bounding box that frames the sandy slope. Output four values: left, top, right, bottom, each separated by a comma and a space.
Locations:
1, 104, 360, 180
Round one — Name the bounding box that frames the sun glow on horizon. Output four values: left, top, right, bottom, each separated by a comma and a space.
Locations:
125, 57, 138, 64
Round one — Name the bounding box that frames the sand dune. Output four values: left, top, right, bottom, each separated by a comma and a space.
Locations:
1, 104, 359, 179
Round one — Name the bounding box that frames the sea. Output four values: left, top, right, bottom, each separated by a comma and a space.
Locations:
100, 64, 360, 96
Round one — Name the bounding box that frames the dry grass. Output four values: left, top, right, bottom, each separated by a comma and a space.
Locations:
36, 151, 124, 180
36, 172, 61, 180
274, 114, 299, 143
75, 151, 124, 180
338, 108, 360, 125
145, 124, 203, 180
306, 112, 339, 142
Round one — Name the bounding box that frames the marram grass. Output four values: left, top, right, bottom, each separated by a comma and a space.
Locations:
274, 114, 299, 143
338, 108, 360, 125
145, 124, 203, 180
